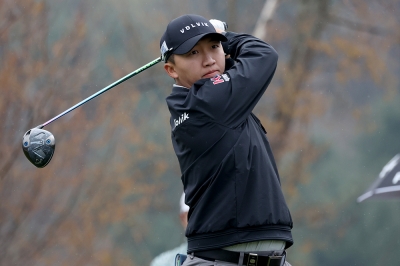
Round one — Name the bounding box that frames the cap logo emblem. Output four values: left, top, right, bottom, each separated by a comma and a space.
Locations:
180, 22, 209, 33
161, 41, 169, 55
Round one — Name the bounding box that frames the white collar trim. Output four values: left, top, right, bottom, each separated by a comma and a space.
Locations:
173, 84, 189, 89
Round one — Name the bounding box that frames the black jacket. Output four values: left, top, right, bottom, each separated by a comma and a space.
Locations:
166, 32, 293, 253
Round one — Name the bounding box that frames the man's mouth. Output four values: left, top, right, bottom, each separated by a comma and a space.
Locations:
202, 70, 219, 78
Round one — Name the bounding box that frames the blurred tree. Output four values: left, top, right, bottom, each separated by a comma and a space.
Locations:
253, 0, 281, 40
251, 0, 399, 264
0, 0, 170, 265
294, 94, 400, 266
254, 0, 331, 202
227, 0, 238, 31
1, 0, 399, 265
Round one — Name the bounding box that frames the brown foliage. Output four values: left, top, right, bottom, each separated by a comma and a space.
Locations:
255, 0, 399, 206
254, 0, 331, 205
0, 1, 171, 265
1, 0, 399, 265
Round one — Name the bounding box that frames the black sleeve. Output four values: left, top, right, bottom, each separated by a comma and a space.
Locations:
187, 32, 278, 128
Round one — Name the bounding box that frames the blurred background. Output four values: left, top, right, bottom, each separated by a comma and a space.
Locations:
1, 0, 400, 265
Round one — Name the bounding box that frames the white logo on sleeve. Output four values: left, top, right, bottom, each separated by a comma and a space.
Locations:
174, 112, 190, 128
211, 74, 230, 85
221, 74, 230, 81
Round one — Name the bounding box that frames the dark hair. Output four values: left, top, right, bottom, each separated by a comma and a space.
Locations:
167, 54, 175, 64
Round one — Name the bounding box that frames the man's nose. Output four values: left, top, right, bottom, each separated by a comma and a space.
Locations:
203, 53, 216, 66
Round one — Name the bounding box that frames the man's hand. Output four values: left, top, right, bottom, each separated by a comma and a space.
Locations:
209, 19, 227, 33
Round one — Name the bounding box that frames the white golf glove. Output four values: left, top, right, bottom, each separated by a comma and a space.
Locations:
209, 19, 228, 32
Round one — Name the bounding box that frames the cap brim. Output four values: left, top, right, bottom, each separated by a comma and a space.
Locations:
173, 33, 227, 55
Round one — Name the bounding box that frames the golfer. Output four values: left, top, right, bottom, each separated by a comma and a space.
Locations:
161, 14, 293, 266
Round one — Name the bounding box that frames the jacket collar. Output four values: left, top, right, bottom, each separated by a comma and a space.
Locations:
172, 84, 189, 93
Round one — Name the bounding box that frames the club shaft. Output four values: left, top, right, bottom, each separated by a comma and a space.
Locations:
37, 57, 162, 129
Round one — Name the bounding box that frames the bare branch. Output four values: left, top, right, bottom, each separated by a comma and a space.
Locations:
252, 0, 281, 40
328, 14, 390, 36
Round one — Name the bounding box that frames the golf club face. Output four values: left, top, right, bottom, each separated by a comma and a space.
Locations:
22, 128, 55, 168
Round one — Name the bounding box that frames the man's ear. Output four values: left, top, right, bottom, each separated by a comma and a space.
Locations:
164, 63, 179, 79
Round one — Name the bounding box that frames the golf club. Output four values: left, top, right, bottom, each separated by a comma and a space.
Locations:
22, 57, 162, 168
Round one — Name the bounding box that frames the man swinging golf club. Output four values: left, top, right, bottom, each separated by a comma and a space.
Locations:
161, 14, 293, 266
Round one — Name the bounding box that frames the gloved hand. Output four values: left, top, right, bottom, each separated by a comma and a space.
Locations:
210, 19, 230, 57
209, 19, 228, 33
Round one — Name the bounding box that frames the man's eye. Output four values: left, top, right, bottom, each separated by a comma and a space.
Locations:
212, 44, 220, 49
190, 50, 199, 55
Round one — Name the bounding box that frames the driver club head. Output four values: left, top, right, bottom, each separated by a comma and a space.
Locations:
22, 128, 55, 168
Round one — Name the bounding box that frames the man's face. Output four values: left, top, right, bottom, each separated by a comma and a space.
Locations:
164, 36, 226, 88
